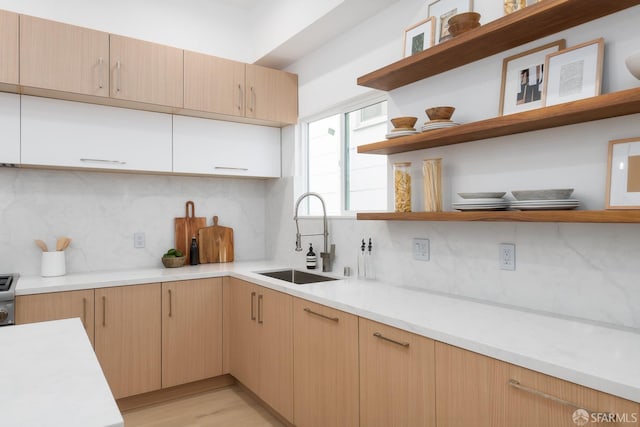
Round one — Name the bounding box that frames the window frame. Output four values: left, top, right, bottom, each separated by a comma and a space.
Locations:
297, 93, 388, 218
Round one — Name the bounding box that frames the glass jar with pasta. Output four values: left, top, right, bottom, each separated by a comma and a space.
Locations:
393, 162, 412, 212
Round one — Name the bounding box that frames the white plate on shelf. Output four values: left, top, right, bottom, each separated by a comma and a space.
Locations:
386, 130, 420, 139
458, 192, 506, 199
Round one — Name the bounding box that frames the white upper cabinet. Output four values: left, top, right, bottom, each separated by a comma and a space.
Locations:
173, 115, 281, 178
21, 96, 172, 172
0, 92, 20, 164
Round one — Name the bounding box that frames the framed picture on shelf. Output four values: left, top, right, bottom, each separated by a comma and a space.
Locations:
498, 40, 566, 116
428, 0, 473, 44
504, 0, 540, 15
543, 38, 604, 107
606, 137, 640, 209
403, 17, 435, 57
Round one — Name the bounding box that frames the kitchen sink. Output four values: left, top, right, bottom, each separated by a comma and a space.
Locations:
257, 269, 338, 285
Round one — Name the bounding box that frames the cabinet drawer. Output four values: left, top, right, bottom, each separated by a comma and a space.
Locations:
21, 96, 172, 172
173, 115, 280, 178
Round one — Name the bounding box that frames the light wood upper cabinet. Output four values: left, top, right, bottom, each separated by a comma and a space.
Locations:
359, 318, 436, 427
94, 283, 161, 399
15, 290, 95, 345
0, 10, 18, 85
20, 15, 109, 96
161, 278, 223, 389
183, 51, 245, 117
245, 64, 298, 125
293, 298, 359, 427
227, 278, 293, 422
110, 34, 183, 108
436, 342, 640, 427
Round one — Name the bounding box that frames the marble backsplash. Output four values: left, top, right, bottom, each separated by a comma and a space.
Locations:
0, 167, 268, 275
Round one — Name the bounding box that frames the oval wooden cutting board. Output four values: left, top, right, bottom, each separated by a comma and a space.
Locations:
198, 216, 234, 263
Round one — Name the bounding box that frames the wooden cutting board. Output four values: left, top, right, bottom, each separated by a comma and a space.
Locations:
199, 216, 234, 263
174, 201, 207, 263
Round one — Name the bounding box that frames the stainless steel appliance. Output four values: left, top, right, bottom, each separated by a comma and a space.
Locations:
0, 274, 18, 326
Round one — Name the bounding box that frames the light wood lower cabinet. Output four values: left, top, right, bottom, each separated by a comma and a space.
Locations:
359, 318, 436, 427
436, 342, 640, 427
15, 289, 95, 344
0, 9, 18, 85
293, 298, 359, 427
161, 278, 223, 388
95, 283, 161, 399
227, 278, 293, 421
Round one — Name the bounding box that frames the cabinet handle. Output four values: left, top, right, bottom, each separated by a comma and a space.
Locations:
168, 289, 173, 317
250, 291, 256, 320
237, 84, 243, 111
508, 379, 594, 414
98, 57, 104, 89
82, 297, 87, 327
80, 158, 127, 165
303, 307, 339, 322
258, 294, 264, 324
115, 60, 122, 93
214, 166, 249, 171
249, 86, 255, 112
373, 332, 410, 348
101, 296, 106, 327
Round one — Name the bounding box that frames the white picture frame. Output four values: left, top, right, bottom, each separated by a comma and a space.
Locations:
403, 17, 435, 57
543, 38, 604, 107
606, 137, 640, 209
499, 40, 565, 116
427, 0, 473, 44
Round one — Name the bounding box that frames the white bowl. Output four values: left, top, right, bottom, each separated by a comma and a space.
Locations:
511, 188, 574, 201
626, 50, 640, 79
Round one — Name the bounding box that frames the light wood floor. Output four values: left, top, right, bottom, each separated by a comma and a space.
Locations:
122, 385, 285, 427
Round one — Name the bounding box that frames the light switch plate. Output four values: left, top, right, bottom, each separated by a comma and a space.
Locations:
499, 243, 515, 270
413, 238, 430, 261
134, 232, 145, 249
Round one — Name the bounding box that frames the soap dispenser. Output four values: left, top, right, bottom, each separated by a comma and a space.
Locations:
358, 239, 366, 279
190, 236, 199, 265
306, 243, 317, 270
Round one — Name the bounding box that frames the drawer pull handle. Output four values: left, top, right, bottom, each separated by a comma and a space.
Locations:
237, 84, 243, 111
258, 294, 264, 324
508, 379, 594, 414
168, 289, 173, 317
250, 291, 256, 320
80, 158, 126, 165
82, 297, 87, 326
98, 57, 104, 89
303, 307, 339, 322
373, 332, 410, 347
214, 166, 249, 171
102, 296, 106, 327
115, 60, 122, 93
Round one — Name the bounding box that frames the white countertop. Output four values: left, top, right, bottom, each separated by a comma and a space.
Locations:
16, 261, 640, 404
0, 318, 124, 427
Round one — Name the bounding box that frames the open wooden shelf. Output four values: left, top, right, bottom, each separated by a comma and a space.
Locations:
358, 88, 640, 155
357, 210, 640, 223
357, 0, 640, 91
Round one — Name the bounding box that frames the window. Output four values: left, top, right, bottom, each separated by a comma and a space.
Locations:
302, 100, 388, 216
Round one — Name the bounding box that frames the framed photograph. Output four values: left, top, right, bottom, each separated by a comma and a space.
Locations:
504, 0, 540, 15
403, 17, 435, 57
543, 38, 604, 107
428, 0, 473, 44
606, 137, 640, 209
499, 40, 566, 116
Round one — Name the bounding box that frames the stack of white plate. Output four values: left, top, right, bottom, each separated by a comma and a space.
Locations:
453, 192, 508, 211
421, 119, 460, 132
385, 128, 420, 139
509, 199, 580, 210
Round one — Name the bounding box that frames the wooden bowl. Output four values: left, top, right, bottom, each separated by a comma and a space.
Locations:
425, 106, 455, 121
162, 256, 186, 268
448, 12, 481, 37
390, 116, 418, 129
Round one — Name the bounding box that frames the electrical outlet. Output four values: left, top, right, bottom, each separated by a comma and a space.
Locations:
499, 243, 515, 271
413, 238, 430, 261
134, 232, 145, 249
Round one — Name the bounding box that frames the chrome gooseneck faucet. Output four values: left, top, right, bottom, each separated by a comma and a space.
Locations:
293, 192, 335, 272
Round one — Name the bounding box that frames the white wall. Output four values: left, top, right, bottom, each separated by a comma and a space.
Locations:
272, 0, 640, 329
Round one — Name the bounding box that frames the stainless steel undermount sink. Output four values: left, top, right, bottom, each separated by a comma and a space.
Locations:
257, 269, 338, 285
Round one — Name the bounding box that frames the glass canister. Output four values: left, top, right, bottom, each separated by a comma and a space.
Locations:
422, 158, 442, 212
393, 162, 412, 212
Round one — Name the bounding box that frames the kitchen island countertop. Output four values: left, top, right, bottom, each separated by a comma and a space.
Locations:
16, 261, 640, 404
0, 318, 123, 427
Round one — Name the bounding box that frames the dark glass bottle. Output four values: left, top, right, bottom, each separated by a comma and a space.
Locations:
306, 243, 317, 270
190, 236, 199, 265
